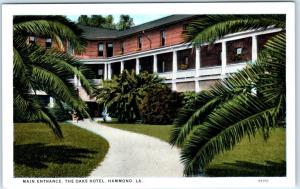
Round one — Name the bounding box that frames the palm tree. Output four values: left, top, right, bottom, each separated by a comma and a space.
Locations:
93, 70, 164, 123
14, 16, 92, 138
169, 15, 286, 176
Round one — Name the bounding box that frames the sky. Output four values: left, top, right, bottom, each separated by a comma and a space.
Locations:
67, 14, 170, 26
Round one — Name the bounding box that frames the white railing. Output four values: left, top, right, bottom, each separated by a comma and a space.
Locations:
176, 69, 196, 79
157, 72, 172, 80
225, 63, 247, 74
199, 66, 222, 76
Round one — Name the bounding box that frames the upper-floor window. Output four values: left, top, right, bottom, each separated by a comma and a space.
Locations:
160, 30, 166, 47
98, 42, 104, 57
29, 36, 36, 44
45, 38, 52, 48
106, 42, 113, 57
121, 40, 124, 54
137, 36, 142, 49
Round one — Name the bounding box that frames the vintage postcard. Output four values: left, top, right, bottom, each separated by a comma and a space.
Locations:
1, 2, 295, 189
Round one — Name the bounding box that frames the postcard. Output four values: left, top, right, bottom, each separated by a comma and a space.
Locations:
1, 2, 295, 189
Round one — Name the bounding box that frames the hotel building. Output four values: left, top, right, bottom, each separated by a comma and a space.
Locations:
32, 15, 280, 116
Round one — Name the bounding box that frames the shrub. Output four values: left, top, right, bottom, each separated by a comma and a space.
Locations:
181, 91, 198, 105
49, 103, 73, 122
139, 86, 182, 124
94, 70, 165, 123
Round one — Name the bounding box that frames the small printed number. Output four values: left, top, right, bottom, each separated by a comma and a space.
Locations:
258, 179, 269, 183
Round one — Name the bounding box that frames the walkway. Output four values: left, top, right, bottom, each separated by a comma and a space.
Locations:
73, 120, 184, 177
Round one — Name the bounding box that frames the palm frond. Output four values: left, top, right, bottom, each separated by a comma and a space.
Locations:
181, 93, 276, 176
13, 16, 86, 52
14, 92, 63, 138
184, 15, 285, 45
172, 15, 286, 176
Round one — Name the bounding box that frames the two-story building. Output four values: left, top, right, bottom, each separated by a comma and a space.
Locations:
74, 15, 279, 100
31, 15, 280, 116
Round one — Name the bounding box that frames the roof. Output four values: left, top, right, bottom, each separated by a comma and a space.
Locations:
79, 15, 198, 40
78, 25, 122, 40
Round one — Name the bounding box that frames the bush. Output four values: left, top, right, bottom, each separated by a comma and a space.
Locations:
94, 70, 165, 123
49, 103, 73, 121
139, 86, 182, 124
181, 91, 198, 105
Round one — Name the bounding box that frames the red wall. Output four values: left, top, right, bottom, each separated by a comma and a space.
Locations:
80, 21, 187, 58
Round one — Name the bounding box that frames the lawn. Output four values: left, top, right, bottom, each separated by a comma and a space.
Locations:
102, 122, 286, 177
99, 122, 172, 143
14, 122, 109, 177
205, 128, 286, 177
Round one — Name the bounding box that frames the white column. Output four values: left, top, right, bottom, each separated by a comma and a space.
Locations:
49, 97, 54, 108
104, 63, 108, 80
172, 50, 177, 80
74, 75, 78, 89
120, 61, 124, 73
153, 54, 157, 73
195, 47, 201, 77
195, 79, 200, 93
74, 75, 81, 87
195, 47, 201, 93
172, 82, 177, 91
108, 63, 112, 80
252, 35, 258, 62
221, 41, 227, 77
136, 58, 140, 75
172, 50, 178, 91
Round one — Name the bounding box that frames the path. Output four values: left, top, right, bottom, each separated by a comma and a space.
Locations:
73, 120, 184, 177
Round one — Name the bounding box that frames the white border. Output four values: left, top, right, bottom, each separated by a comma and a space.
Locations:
1, 2, 295, 189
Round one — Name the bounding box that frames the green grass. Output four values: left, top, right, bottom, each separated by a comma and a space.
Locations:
205, 128, 286, 177
99, 121, 172, 143
102, 122, 286, 177
14, 122, 109, 177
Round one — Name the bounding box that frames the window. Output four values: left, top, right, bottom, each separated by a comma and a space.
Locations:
29, 36, 35, 44
121, 40, 124, 54
45, 38, 52, 48
137, 36, 142, 49
98, 43, 104, 56
160, 30, 166, 47
106, 42, 113, 57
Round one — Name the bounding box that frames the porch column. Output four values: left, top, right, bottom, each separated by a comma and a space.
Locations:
104, 63, 108, 80
195, 47, 201, 92
221, 41, 227, 77
172, 50, 178, 80
136, 58, 140, 75
120, 61, 124, 73
108, 63, 112, 80
74, 75, 78, 88
74, 75, 81, 88
172, 50, 178, 91
195, 80, 200, 92
252, 35, 258, 62
172, 82, 177, 91
153, 54, 158, 73
49, 97, 54, 108
195, 47, 201, 76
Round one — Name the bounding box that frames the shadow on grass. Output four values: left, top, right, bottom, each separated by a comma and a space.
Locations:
205, 160, 286, 177
14, 143, 97, 169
